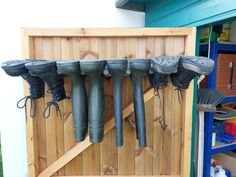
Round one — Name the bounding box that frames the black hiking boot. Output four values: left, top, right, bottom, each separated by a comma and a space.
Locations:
1, 60, 45, 117
170, 56, 214, 90
25, 60, 66, 118
149, 56, 180, 95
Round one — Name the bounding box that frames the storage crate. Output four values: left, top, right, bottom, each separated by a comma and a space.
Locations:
21, 28, 196, 177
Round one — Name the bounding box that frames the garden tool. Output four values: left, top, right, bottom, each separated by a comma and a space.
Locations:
196, 88, 224, 177
57, 60, 87, 142
25, 60, 67, 118
80, 59, 106, 143
130, 59, 151, 147
103, 59, 128, 146
171, 56, 215, 91
148, 56, 180, 129
1, 60, 45, 117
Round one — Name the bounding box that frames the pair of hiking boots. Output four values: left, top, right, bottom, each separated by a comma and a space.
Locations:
1, 60, 66, 118
149, 55, 214, 92
148, 55, 214, 131
1, 56, 214, 148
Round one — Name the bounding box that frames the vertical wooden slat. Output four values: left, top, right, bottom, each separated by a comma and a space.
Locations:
170, 37, 185, 175
135, 37, 153, 175
153, 89, 164, 175
144, 98, 154, 174
60, 37, 82, 175
117, 38, 136, 175
80, 38, 101, 175
181, 27, 196, 177
21, 31, 39, 177
161, 80, 173, 175
70, 37, 84, 175
153, 37, 165, 175
143, 37, 154, 175
118, 113, 136, 175
135, 37, 146, 175
34, 37, 47, 174
100, 129, 118, 175
54, 37, 65, 176
42, 38, 61, 173
99, 38, 118, 175
82, 144, 101, 175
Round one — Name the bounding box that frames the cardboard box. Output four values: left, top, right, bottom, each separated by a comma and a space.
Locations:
213, 151, 236, 177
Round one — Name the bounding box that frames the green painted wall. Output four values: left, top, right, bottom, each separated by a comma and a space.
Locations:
145, 0, 236, 27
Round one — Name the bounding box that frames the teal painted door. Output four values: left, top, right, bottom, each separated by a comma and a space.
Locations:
145, 0, 236, 27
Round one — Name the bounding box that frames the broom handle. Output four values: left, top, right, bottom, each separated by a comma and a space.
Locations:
197, 111, 204, 177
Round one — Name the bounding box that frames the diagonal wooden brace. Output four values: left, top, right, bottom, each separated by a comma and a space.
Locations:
38, 89, 154, 177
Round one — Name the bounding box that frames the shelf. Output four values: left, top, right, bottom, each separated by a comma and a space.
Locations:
201, 41, 236, 45
221, 96, 236, 104
211, 142, 236, 155
200, 41, 236, 53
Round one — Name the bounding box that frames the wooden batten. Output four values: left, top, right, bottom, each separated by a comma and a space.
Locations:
21, 28, 196, 177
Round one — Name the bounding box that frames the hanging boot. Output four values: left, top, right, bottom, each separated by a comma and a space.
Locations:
57, 60, 88, 142
104, 59, 128, 146
170, 56, 214, 91
130, 59, 151, 147
80, 60, 106, 143
25, 60, 66, 118
149, 56, 180, 95
1, 60, 45, 117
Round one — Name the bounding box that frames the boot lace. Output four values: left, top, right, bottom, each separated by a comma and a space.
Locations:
17, 96, 36, 118
42, 75, 66, 118
43, 101, 62, 118
171, 64, 199, 103
149, 73, 168, 129
17, 75, 44, 118
149, 73, 168, 96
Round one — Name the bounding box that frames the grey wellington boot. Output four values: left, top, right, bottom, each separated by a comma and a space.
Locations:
149, 56, 180, 95
57, 60, 87, 142
170, 56, 215, 90
104, 59, 128, 146
80, 60, 106, 143
1, 60, 45, 117
25, 61, 67, 118
130, 59, 151, 147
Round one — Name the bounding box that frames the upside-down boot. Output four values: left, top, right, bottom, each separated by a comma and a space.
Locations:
130, 59, 151, 147
104, 59, 128, 146
80, 60, 106, 143
149, 56, 180, 95
57, 60, 87, 142
1, 60, 45, 117
25, 60, 67, 118
170, 56, 214, 91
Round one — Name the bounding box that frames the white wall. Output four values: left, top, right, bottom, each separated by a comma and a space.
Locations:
0, 1, 145, 177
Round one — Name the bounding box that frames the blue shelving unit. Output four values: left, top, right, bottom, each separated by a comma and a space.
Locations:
200, 41, 236, 177
212, 142, 236, 155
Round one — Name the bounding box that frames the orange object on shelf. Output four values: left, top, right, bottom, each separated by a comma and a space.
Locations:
222, 102, 236, 111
